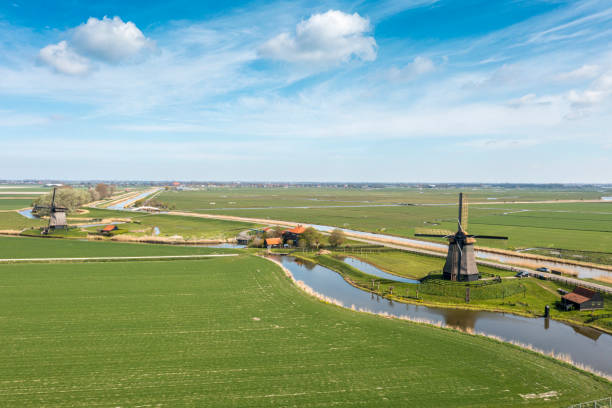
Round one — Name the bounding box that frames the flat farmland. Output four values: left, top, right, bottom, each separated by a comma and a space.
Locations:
158, 189, 612, 258
0, 198, 35, 210
157, 187, 607, 210
0, 236, 235, 259
0, 211, 45, 230
0, 256, 609, 407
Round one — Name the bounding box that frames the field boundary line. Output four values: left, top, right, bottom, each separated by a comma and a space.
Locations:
0, 254, 239, 264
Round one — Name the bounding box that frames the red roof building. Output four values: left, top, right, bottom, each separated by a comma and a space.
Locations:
264, 237, 282, 248
287, 225, 306, 234
562, 286, 604, 311
101, 225, 118, 234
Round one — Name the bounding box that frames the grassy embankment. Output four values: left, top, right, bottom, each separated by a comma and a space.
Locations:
292, 251, 612, 333
0, 255, 609, 406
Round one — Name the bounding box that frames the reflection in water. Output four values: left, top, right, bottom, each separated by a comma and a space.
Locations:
571, 325, 603, 341
271, 255, 612, 375
442, 309, 480, 331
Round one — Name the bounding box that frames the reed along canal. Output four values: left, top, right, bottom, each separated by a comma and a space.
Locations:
270, 255, 612, 376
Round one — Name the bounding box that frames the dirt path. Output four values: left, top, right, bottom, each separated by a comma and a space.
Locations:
535, 281, 561, 297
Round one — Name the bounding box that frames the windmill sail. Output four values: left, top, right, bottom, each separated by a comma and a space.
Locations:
458, 192, 468, 232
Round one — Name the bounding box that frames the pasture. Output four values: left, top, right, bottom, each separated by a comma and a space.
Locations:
0, 255, 609, 407
0, 236, 234, 259
157, 186, 607, 210
156, 188, 612, 261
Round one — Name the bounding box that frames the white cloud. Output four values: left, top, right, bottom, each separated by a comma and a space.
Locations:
555, 64, 601, 81
567, 71, 612, 108
258, 10, 376, 64
38, 40, 91, 75
389, 56, 435, 81
72, 16, 153, 63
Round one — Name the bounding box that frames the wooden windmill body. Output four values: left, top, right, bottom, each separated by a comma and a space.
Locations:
34, 187, 68, 234
416, 193, 508, 282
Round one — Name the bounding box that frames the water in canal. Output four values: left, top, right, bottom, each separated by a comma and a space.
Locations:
271, 255, 612, 375
107, 189, 161, 210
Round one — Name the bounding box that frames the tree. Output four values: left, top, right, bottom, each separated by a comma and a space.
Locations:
300, 227, 323, 249
95, 183, 112, 199
33, 187, 90, 213
249, 237, 264, 248
328, 228, 345, 247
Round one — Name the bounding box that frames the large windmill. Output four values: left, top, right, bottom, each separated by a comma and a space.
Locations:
33, 187, 68, 234
415, 193, 508, 281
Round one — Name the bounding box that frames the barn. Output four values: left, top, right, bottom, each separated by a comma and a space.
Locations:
561, 286, 604, 311
101, 225, 118, 235
282, 225, 307, 246
264, 237, 282, 248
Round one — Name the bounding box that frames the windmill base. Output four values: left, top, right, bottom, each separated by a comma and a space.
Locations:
442, 242, 479, 282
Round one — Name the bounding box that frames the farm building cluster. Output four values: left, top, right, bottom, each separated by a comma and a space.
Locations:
264, 225, 307, 248
237, 225, 310, 248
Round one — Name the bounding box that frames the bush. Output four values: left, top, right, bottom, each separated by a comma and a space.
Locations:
328, 228, 345, 247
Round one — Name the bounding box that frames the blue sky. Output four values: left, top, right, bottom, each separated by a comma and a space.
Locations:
1, 0, 611, 182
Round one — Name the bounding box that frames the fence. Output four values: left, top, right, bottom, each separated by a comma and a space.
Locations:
417, 277, 525, 300
567, 397, 611, 408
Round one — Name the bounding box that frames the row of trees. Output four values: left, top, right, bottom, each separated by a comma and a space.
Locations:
33, 184, 115, 213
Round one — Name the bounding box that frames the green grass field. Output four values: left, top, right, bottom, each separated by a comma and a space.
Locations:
107, 213, 260, 239
0, 211, 45, 230
0, 198, 35, 210
157, 186, 607, 210
0, 236, 235, 259
0, 255, 609, 407
155, 188, 612, 261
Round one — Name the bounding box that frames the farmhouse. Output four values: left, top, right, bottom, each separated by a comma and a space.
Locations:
264, 237, 282, 248
561, 286, 604, 311
282, 225, 307, 245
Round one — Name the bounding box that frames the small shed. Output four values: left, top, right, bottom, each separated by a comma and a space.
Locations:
561, 286, 604, 311
264, 237, 282, 248
101, 225, 118, 235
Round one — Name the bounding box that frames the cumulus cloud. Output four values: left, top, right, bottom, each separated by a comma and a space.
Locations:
258, 10, 376, 64
389, 56, 435, 81
555, 64, 601, 81
72, 16, 153, 63
38, 40, 91, 75
38, 16, 152, 75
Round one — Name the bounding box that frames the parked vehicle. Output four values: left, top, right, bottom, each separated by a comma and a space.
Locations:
536, 267, 549, 272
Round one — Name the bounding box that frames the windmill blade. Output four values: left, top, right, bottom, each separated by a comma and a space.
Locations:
415, 234, 451, 238
455, 241, 462, 255
50, 187, 57, 208
471, 235, 508, 240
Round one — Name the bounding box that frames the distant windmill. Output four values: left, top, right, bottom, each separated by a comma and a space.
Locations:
415, 193, 508, 281
33, 187, 68, 234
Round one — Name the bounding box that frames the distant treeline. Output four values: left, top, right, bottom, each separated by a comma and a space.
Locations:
33, 184, 115, 213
